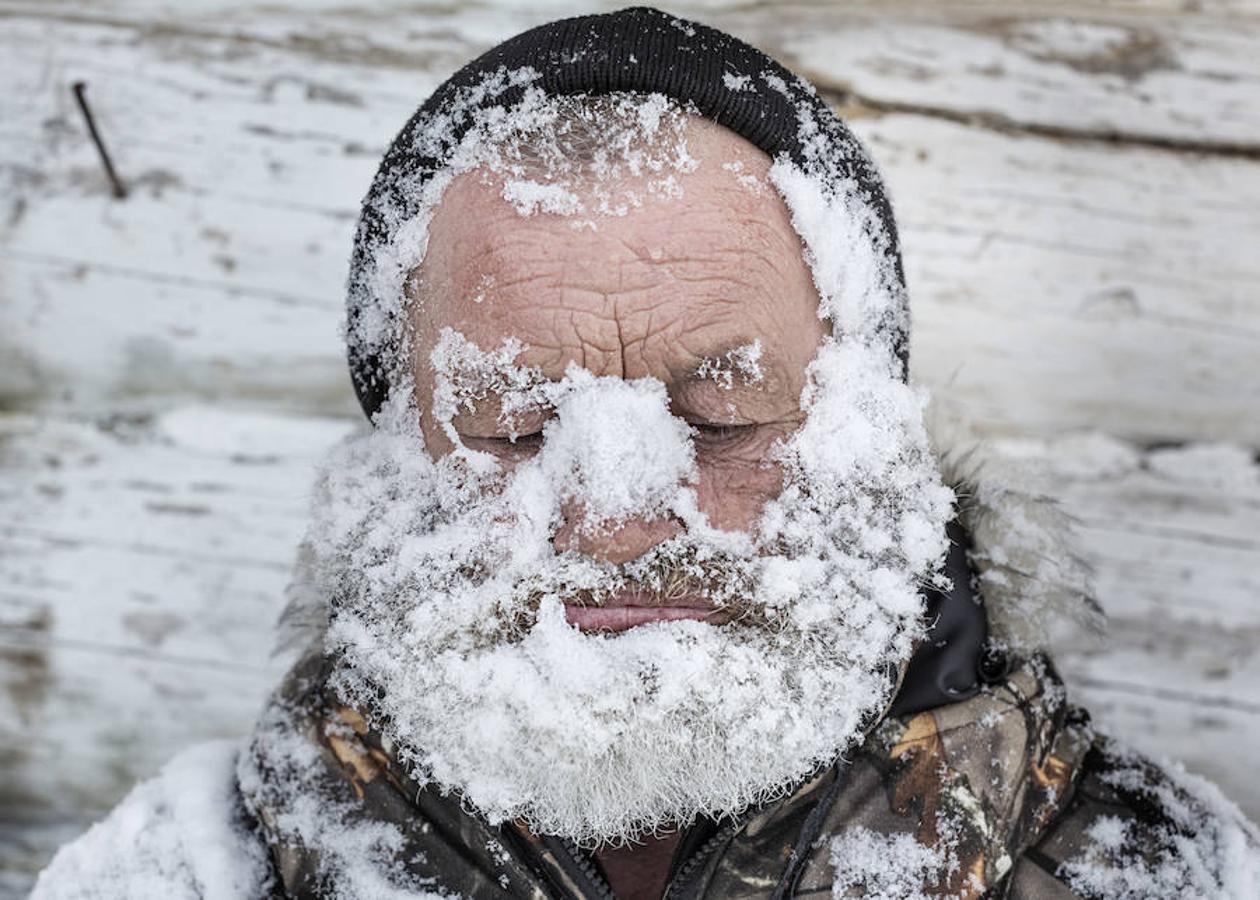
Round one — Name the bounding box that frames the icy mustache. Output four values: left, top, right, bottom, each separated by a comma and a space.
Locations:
490, 538, 772, 637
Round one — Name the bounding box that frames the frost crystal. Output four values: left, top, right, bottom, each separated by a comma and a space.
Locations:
31, 742, 272, 900
349, 81, 701, 372
1059, 744, 1260, 899
695, 340, 764, 390
828, 827, 960, 900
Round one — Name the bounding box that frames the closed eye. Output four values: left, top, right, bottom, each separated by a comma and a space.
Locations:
688, 422, 755, 444
460, 431, 544, 454
504, 430, 544, 447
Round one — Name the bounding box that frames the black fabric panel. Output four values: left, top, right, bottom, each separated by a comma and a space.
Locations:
888, 518, 986, 718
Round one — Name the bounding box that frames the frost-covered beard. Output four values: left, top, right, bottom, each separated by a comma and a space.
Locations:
309, 329, 953, 846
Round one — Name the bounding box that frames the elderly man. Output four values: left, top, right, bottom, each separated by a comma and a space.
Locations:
33, 7, 1259, 899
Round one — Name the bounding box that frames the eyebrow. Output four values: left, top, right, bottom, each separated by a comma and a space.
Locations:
672, 339, 767, 387
446, 337, 779, 422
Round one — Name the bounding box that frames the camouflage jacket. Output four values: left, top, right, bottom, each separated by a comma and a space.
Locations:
237, 652, 1260, 898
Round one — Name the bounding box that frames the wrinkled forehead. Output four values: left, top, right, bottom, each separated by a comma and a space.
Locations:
408, 115, 827, 393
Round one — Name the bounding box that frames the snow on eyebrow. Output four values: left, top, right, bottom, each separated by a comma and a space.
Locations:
693, 340, 764, 390
428, 327, 549, 458
428, 331, 701, 524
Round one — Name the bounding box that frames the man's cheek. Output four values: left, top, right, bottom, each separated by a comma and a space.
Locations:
411, 377, 454, 458
692, 457, 784, 533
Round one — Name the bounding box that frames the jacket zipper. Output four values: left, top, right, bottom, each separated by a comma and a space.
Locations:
556, 839, 616, 899
552, 820, 734, 900
661, 822, 738, 900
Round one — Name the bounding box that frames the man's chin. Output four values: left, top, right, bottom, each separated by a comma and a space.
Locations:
329, 605, 906, 847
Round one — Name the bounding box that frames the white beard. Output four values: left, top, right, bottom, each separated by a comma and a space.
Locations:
308, 337, 953, 846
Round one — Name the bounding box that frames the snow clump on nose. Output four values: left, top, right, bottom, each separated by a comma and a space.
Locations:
536, 364, 697, 533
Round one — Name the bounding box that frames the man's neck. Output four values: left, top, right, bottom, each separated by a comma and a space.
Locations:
595, 830, 684, 900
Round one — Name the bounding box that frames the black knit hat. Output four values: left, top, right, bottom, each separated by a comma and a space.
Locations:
346, 6, 908, 420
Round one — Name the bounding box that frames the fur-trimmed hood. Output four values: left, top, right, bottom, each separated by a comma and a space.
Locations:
941, 444, 1103, 653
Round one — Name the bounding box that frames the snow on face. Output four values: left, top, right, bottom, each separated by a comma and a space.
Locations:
310, 87, 953, 845
695, 339, 764, 391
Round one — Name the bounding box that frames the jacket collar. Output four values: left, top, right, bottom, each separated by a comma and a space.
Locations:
239, 646, 1090, 898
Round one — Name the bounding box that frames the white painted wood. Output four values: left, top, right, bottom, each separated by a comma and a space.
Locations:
0, 408, 355, 890
4, 3, 1258, 442
1, 0, 1257, 893
988, 434, 1260, 821
773, 9, 1260, 148
886, 114, 1260, 445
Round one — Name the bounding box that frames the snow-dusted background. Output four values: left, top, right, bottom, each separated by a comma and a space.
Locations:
2, 0, 1259, 895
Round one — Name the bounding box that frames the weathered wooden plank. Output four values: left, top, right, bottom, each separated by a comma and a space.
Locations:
758, 6, 1260, 149
0, 14, 425, 201
0, 406, 355, 890
0, 407, 354, 658
884, 113, 1260, 446
14, 1, 1260, 148
4, 6, 1258, 444
1, 1, 1257, 893
985, 433, 1260, 823
0, 12, 417, 413
2, 253, 356, 413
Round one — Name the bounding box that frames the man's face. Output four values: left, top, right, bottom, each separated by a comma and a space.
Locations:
314, 98, 951, 845
410, 118, 828, 627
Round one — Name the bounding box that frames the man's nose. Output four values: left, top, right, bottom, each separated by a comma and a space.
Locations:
551, 499, 683, 564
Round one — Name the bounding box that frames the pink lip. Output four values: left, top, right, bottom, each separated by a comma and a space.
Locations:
563, 589, 729, 633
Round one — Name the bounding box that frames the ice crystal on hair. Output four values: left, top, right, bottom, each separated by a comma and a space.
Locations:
348, 76, 702, 370
428, 328, 551, 465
